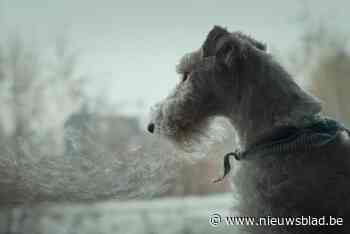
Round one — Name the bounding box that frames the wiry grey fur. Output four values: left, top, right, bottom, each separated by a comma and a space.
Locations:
149, 26, 350, 233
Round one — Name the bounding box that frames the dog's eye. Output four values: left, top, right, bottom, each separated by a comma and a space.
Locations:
182, 72, 190, 82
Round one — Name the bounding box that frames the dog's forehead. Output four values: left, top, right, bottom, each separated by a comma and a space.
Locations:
234, 31, 267, 51
176, 49, 203, 74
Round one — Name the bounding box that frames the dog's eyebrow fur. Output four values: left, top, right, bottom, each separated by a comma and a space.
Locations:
176, 50, 202, 74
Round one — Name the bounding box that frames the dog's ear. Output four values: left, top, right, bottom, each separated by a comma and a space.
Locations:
202, 26, 230, 58
202, 26, 247, 69
202, 26, 266, 69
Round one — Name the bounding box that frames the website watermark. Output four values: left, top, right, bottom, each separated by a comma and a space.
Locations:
208, 213, 343, 227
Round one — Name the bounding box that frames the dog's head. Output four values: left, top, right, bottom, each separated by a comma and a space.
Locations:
148, 26, 268, 148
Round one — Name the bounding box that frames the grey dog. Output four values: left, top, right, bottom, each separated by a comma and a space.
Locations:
148, 26, 350, 233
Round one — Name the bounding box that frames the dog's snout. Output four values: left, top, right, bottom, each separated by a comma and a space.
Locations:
147, 123, 155, 133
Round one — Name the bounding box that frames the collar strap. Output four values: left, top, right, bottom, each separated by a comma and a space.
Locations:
214, 116, 349, 183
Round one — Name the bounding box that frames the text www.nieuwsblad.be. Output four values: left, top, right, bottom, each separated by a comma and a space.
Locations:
209, 213, 343, 227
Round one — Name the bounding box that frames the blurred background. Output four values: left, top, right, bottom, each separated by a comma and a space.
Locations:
0, 0, 349, 233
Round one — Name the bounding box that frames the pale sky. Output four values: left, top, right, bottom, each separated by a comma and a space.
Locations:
0, 0, 348, 116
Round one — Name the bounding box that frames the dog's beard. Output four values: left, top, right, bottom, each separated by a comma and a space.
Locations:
151, 103, 228, 159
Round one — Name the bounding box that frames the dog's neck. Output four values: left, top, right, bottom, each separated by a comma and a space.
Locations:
227, 56, 322, 149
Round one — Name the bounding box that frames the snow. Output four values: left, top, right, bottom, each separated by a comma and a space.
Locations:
0, 194, 237, 234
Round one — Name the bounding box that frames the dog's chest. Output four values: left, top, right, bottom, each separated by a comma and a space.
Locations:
232, 143, 350, 217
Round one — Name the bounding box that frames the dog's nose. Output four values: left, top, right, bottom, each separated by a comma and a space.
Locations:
147, 123, 155, 133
